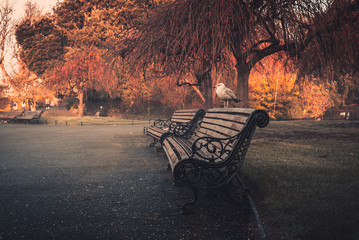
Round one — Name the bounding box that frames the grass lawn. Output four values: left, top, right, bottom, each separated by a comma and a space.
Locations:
243, 120, 359, 240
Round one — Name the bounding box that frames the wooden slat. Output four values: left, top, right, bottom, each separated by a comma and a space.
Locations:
170, 109, 203, 123
172, 114, 198, 118
207, 108, 255, 114
171, 116, 195, 121
199, 123, 241, 137
147, 127, 168, 140
172, 112, 199, 116
163, 137, 192, 171
162, 140, 179, 170
173, 109, 200, 113
204, 113, 249, 124
167, 137, 192, 158
172, 137, 193, 154
197, 128, 231, 139
202, 118, 245, 131
171, 112, 199, 122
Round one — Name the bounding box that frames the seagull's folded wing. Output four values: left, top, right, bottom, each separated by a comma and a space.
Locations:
225, 88, 239, 101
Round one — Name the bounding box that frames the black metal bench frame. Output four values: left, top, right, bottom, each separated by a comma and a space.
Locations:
161, 108, 269, 213
146, 109, 205, 147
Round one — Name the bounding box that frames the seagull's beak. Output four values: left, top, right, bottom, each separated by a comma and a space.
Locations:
213, 86, 216, 88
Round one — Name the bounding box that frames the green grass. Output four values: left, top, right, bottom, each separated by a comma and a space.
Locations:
243, 120, 359, 239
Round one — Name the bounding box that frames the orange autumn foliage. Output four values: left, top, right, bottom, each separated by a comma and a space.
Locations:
299, 78, 338, 119
50, 49, 116, 117
249, 56, 299, 119
249, 55, 339, 119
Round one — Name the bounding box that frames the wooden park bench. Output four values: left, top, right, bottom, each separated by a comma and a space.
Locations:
16, 110, 44, 124
161, 108, 269, 212
0, 111, 24, 123
146, 109, 205, 147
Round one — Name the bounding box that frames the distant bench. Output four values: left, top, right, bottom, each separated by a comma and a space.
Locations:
0, 111, 24, 123
16, 110, 44, 124
161, 108, 269, 212
146, 109, 205, 147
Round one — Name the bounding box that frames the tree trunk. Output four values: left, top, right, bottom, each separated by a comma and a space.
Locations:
147, 103, 151, 117
0, 63, 12, 85
78, 89, 84, 117
236, 64, 251, 108
197, 71, 213, 110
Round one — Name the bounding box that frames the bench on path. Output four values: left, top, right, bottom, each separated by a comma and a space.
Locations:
146, 109, 205, 147
16, 110, 44, 123
0, 111, 24, 123
161, 108, 269, 212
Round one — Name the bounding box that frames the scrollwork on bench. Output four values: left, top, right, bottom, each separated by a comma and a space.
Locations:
191, 135, 237, 163
147, 109, 205, 147
171, 122, 201, 139
153, 119, 170, 129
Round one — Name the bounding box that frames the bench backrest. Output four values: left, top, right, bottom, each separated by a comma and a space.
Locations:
190, 108, 269, 165
195, 108, 254, 138
170, 109, 205, 124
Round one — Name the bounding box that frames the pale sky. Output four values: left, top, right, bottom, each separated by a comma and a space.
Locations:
12, 0, 62, 20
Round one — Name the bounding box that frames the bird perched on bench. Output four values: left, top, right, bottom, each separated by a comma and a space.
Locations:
214, 83, 241, 108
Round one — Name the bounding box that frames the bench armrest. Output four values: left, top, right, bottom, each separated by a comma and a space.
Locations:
171, 122, 201, 139
159, 122, 199, 143
153, 119, 171, 129
190, 135, 237, 163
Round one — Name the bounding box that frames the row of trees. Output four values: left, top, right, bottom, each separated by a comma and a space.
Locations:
1, 0, 358, 118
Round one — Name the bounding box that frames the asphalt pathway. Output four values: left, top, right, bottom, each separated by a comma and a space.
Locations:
0, 124, 252, 240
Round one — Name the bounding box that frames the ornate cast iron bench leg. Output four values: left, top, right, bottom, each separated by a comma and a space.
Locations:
149, 139, 158, 147
223, 178, 244, 206
181, 184, 205, 215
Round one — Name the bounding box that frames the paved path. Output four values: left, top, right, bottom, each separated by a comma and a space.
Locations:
0, 124, 252, 240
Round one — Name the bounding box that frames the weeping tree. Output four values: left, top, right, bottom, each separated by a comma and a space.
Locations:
127, 0, 359, 108
293, 1, 359, 106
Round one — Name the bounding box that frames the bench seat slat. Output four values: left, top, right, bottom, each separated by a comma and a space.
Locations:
147, 127, 168, 139
163, 138, 190, 170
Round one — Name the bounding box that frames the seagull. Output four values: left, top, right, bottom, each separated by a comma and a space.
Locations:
213, 83, 240, 108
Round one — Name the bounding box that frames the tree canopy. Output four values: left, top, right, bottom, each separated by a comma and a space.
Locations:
129, 0, 359, 108
15, 16, 67, 76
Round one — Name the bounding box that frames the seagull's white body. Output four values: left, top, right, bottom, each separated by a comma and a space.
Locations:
214, 83, 240, 108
